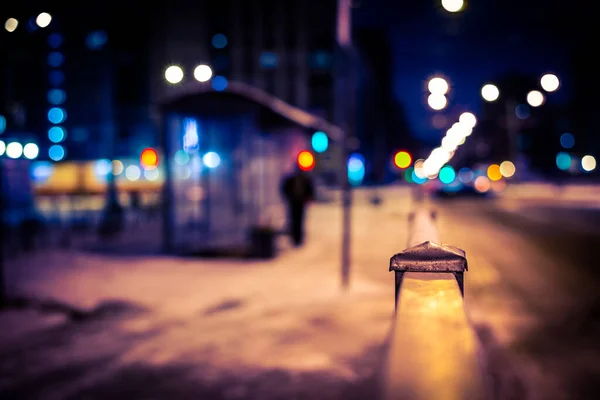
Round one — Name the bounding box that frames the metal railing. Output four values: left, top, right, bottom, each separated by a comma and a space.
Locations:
382, 201, 488, 399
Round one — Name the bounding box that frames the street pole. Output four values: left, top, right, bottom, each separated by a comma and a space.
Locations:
505, 98, 519, 174
336, 0, 353, 290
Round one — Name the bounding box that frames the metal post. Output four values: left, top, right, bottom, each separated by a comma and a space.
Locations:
337, 0, 353, 290
505, 98, 518, 164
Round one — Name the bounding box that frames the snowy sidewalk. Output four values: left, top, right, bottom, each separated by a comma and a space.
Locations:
0, 198, 414, 399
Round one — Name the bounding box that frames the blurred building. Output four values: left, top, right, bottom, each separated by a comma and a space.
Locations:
150, 0, 337, 119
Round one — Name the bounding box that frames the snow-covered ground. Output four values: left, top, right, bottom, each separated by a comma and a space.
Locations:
0, 189, 415, 399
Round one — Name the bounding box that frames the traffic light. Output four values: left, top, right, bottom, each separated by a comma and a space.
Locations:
297, 150, 315, 171
140, 148, 158, 170
393, 151, 412, 169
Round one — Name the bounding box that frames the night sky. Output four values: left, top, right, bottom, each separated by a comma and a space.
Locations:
354, 0, 582, 142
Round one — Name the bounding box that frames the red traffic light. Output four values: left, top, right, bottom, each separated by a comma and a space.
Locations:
140, 148, 158, 170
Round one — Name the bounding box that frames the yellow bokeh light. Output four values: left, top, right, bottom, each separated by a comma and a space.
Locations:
297, 150, 315, 171
499, 161, 516, 178
487, 164, 502, 181
5, 18, 18, 32
112, 160, 124, 175
394, 151, 412, 169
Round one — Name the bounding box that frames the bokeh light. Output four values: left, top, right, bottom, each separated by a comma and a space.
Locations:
481, 84, 500, 101
404, 167, 414, 183
212, 33, 228, 49
297, 150, 315, 171
49, 145, 65, 161
203, 151, 221, 168
556, 152, 572, 171
48, 126, 66, 143
428, 77, 449, 95
165, 65, 184, 84
194, 65, 213, 82
560, 133, 575, 149
6, 142, 23, 159
540, 74, 560, 92
427, 93, 447, 110
487, 164, 502, 181
413, 159, 426, 179
459, 112, 477, 128
23, 143, 39, 159
348, 153, 366, 185
439, 165, 456, 184
144, 168, 160, 181
140, 148, 159, 170
394, 151, 412, 169
581, 155, 596, 172
441, 0, 465, 12
86, 30, 108, 50
126, 165, 141, 181
0, 140, 5, 156
112, 160, 124, 175
94, 159, 112, 178
499, 161, 516, 178
491, 179, 507, 193
174, 150, 190, 165
458, 167, 473, 183
526, 90, 545, 107
0, 114, 6, 134
474, 176, 491, 193
5, 18, 18, 32
515, 104, 530, 119
311, 131, 329, 153
211, 76, 228, 91
48, 107, 66, 124
47, 89, 66, 105
36, 13, 52, 28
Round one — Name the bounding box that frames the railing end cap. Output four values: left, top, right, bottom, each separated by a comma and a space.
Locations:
389, 241, 467, 272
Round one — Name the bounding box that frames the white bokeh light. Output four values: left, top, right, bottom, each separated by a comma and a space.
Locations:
582, 155, 596, 172
428, 77, 449, 95
527, 90, 545, 107
125, 165, 141, 181
441, 0, 465, 12
165, 65, 184, 84
203, 151, 221, 168
0, 140, 5, 156
481, 84, 500, 102
23, 143, 39, 159
194, 65, 213, 82
459, 112, 477, 128
6, 142, 23, 159
5, 18, 18, 32
427, 93, 447, 110
36, 13, 52, 28
540, 74, 560, 92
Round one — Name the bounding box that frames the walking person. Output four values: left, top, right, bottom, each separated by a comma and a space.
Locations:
280, 167, 315, 246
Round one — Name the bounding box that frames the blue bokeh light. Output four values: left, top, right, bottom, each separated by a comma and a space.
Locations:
49, 145, 66, 161
348, 153, 365, 185
94, 159, 112, 180
48, 126, 66, 143
48, 52, 64, 67
48, 108, 66, 124
47, 89, 66, 105
311, 131, 328, 153
556, 152, 572, 171
411, 169, 427, 184
0, 114, 5, 134
47, 33, 63, 48
439, 165, 456, 184
515, 104, 530, 120
30, 161, 55, 183
259, 52, 279, 68
212, 33, 228, 49
86, 30, 108, 50
560, 133, 575, 149
211, 76, 228, 91
49, 70, 65, 86
203, 151, 221, 168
